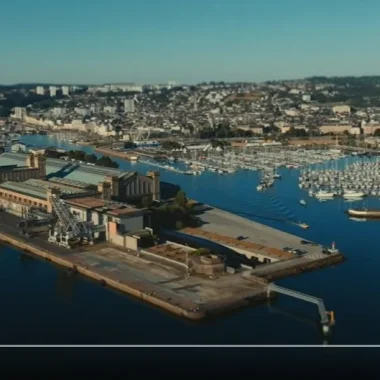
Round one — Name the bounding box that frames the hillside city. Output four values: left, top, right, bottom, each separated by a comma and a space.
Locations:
1, 77, 380, 147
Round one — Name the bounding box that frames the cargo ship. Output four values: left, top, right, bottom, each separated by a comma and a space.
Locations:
347, 209, 380, 219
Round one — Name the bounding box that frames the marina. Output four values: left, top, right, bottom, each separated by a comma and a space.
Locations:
300, 157, 380, 200
90, 141, 350, 181
178, 146, 347, 177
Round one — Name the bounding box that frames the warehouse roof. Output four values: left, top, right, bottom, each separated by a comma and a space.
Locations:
0, 181, 47, 200
65, 197, 107, 209
0, 152, 136, 185
24, 179, 96, 196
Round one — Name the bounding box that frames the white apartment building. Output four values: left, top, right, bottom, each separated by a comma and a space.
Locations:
49, 86, 57, 97
36, 86, 44, 95
103, 106, 117, 114
332, 105, 351, 114
124, 99, 135, 113
62, 86, 70, 96
51, 107, 65, 117
13, 107, 26, 120
74, 107, 90, 117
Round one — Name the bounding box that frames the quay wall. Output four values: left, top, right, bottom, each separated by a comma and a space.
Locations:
94, 147, 137, 161
261, 254, 346, 281
0, 232, 206, 321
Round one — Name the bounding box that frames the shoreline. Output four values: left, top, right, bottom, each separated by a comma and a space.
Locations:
0, 232, 205, 321
0, 230, 270, 321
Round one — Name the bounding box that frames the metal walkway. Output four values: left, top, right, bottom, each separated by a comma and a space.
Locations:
267, 284, 330, 325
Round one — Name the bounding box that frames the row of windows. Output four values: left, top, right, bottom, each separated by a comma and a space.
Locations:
0, 169, 39, 182
0, 191, 47, 209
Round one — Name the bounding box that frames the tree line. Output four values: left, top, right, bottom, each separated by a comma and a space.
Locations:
44, 149, 119, 168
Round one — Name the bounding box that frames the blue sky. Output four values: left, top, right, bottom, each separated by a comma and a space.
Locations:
1, 0, 380, 84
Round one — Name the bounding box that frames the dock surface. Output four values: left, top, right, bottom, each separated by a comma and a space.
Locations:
0, 208, 344, 320
181, 206, 345, 280
0, 212, 267, 320
198, 207, 321, 253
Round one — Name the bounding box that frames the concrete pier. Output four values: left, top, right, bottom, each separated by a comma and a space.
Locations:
0, 213, 270, 321
0, 204, 345, 321
179, 206, 345, 280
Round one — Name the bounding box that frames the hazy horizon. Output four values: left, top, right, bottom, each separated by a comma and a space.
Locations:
3, 73, 380, 88
2, 0, 380, 84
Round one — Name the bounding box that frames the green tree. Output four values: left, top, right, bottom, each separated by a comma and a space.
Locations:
161, 140, 182, 150
141, 196, 153, 208
175, 221, 184, 230
84, 153, 97, 163
175, 190, 187, 207
193, 248, 212, 256
96, 155, 119, 168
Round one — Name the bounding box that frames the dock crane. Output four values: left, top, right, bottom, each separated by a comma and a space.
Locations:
47, 194, 106, 249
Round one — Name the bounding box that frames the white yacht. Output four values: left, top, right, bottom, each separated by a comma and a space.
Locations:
315, 190, 335, 199
343, 191, 365, 199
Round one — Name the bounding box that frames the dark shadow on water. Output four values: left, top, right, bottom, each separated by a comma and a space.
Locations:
267, 302, 332, 345
184, 297, 270, 328
56, 269, 77, 304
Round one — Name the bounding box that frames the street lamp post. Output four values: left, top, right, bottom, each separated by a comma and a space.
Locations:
186, 251, 189, 278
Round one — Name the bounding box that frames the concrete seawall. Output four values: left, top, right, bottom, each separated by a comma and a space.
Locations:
0, 232, 206, 321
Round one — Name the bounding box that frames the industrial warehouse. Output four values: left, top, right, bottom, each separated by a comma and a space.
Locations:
0, 152, 159, 249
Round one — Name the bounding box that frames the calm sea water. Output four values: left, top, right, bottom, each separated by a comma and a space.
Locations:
1, 135, 379, 344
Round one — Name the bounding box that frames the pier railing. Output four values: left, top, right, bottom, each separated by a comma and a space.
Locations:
267, 284, 331, 326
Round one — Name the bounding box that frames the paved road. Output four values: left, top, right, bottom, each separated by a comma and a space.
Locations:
0, 211, 70, 256
199, 207, 323, 256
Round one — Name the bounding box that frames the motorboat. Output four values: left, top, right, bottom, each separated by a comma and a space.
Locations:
343, 191, 365, 199
315, 190, 335, 199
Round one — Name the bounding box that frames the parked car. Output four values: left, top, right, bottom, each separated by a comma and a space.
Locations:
300, 240, 317, 246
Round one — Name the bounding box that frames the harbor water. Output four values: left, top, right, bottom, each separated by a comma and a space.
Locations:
1, 134, 380, 344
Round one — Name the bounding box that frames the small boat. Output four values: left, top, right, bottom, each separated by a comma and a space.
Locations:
299, 199, 307, 206
315, 190, 335, 199
343, 191, 365, 199
299, 222, 309, 229
347, 209, 380, 219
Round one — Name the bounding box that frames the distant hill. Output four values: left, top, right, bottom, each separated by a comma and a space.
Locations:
0, 83, 86, 89
306, 76, 380, 86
